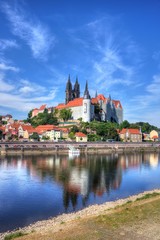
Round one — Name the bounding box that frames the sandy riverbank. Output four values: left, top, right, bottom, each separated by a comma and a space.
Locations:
1, 189, 160, 240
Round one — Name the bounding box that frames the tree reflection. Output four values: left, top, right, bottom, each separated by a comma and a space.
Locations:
1, 152, 160, 211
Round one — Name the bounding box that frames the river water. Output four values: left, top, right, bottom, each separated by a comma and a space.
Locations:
0, 152, 160, 232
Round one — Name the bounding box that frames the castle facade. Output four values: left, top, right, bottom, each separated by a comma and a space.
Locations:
56, 76, 123, 123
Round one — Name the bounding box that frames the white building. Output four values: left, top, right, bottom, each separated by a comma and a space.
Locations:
56, 78, 123, 123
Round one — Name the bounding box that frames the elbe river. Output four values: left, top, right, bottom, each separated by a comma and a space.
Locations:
0, 152, 160, 232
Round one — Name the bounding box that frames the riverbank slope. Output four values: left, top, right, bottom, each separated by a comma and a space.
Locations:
2, 189, 160, 240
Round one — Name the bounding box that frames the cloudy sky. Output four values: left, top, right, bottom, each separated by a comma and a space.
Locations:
0, 0, 160, 126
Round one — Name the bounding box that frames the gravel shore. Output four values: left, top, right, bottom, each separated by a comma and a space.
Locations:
1, 189, 160, 240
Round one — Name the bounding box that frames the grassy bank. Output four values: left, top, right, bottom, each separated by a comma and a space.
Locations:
2, 190, 160, 240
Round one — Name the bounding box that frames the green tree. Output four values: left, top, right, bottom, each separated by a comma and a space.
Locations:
88, 134, 101, 142
28, 110, 33, 119
136, 122, 158, 133
42, 135, 50, 141
81, 128, 87, 134
94, 104, 101, 114
28, 111, 58, 127
30, 132, 40, 141
53, 108, 59, 115
119, 120, 130, 130
106, 127, 119, 140
70, 125, 79, 133
68, 132, 75, 140
59, 109, 72, 122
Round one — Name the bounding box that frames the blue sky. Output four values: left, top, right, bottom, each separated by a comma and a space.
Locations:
0, 0, 160, 127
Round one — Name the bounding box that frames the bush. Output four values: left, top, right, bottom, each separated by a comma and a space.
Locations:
4, 231, 27, 240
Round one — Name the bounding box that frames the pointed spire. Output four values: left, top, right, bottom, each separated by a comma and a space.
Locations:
73, 76, 80, 98
75, 76, 78, 84
66, 74, 72, 91
83, 81, 90, 99
65, 74, 72, 104
74, 76, 79, 89
95, 90, 98, 98
108, 94, 111, 100
85, 80, 88, 92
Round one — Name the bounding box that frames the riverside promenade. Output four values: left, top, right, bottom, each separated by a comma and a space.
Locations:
0, 141, 160, 155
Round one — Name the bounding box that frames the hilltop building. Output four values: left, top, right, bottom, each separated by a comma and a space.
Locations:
31, 76, 123, 123
56, 76, 123, 123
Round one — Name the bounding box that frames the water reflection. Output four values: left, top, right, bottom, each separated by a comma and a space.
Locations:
0, 152, 160, 232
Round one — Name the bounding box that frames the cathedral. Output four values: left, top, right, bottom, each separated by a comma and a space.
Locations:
65, 75, 80, 104
56, 76, 123, 123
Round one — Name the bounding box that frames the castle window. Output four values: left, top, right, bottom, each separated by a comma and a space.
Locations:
84, 103, 87, 113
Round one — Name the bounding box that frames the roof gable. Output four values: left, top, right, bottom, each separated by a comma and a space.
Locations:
56, 98, 83, 109
75, 132, 87, 137
120, 128, 141, 134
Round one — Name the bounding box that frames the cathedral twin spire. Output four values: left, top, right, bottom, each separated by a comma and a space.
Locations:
65, 75, 80, 104
65, 75, 90, 104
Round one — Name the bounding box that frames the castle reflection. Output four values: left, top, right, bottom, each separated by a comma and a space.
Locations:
0, 152, 160, 210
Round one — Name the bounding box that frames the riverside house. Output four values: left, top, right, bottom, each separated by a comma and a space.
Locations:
35, 125, 62, 141
119, 128, 142, 142
75, 132, 88, 142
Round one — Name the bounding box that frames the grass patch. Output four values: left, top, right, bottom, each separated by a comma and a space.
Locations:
4, 231, 27, 240
136, 192, 160, 201
126, 200, 132, 204
60, 221, 65, 224
94, 193, 160, 229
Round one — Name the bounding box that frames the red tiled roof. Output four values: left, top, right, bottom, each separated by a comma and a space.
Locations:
91, 95, 122, 109
22, 125, 35, 133
10, 123, 21, 130
96, 94, 106, 101
91, 95, 107, 104
34, 129, 44, 134
152, 135, 158, 139
91, 98, 98, 104
35, 125, 57, 130
112, 100, 122, 109
39, 104, 46, 110
56, 103, 65, 109
35, 125, 60, 133
120, 128, 141, 134
75, 132, 87, 137
56, 98, 83, 109
60, 128, 69, 133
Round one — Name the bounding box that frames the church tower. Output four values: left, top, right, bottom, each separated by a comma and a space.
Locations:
65, 75, 73, 104
73, 77, 80, 99
83, 81, 91, 122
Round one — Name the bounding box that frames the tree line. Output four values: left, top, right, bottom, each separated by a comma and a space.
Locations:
26, 108, 159, 141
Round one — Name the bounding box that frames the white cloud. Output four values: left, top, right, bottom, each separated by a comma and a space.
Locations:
0, 39, 18, 51
2, 2, 55, 60
146, 75, 160, 95
124, 74, 160, 127
69, 17, 158, 126
131, 75, 160, 106
68, 17, 141, 93
19, 79, 46, 95
0, 73, 58, 113
91, 22, 138, 86
0, 89, 57, 112
0, 62, 19, 72
0, 73, 15, 92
